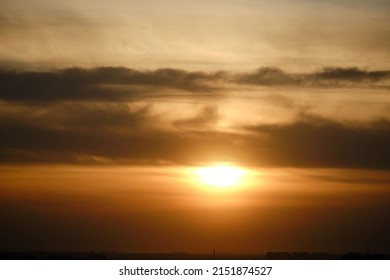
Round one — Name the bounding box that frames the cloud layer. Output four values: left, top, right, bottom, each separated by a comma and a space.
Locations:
1, 66, 390, 168
1, 103, 390, 168
1, 66, 389, 102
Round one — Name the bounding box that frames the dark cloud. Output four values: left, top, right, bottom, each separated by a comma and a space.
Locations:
237, 67, 298, 86
314, 67, 390, 82
0, 102, 240, 165
1, 101, 390, 169
0, 66, 389, 103
244, 114, 390, 169
0, 67, 226, 102
237, 67, 390, 87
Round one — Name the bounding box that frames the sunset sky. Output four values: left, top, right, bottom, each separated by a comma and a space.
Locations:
1, 0, 390, 254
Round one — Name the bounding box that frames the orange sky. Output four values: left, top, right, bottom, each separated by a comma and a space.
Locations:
1, 166, 390, 253
0, 0, 390, 254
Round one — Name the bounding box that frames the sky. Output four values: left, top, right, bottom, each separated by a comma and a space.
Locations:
0, 0, 390, 254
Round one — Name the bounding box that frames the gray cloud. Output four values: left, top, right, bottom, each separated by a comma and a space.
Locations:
1, 101, 390, 169
0, 102, 240, 165
1, 66, 389, 103
0, 67, 226, 102
244, 114, 390, 169
237, 67, 390, 87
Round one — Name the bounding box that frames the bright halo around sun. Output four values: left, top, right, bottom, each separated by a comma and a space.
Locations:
194, 164, 246, 188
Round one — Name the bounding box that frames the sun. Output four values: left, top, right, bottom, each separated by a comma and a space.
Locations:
194, 164, 246, 187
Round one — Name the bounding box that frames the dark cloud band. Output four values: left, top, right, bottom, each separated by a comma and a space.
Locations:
1, 66, 389, 102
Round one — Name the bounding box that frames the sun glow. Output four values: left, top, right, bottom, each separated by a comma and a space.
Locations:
194, 165, 246, 187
